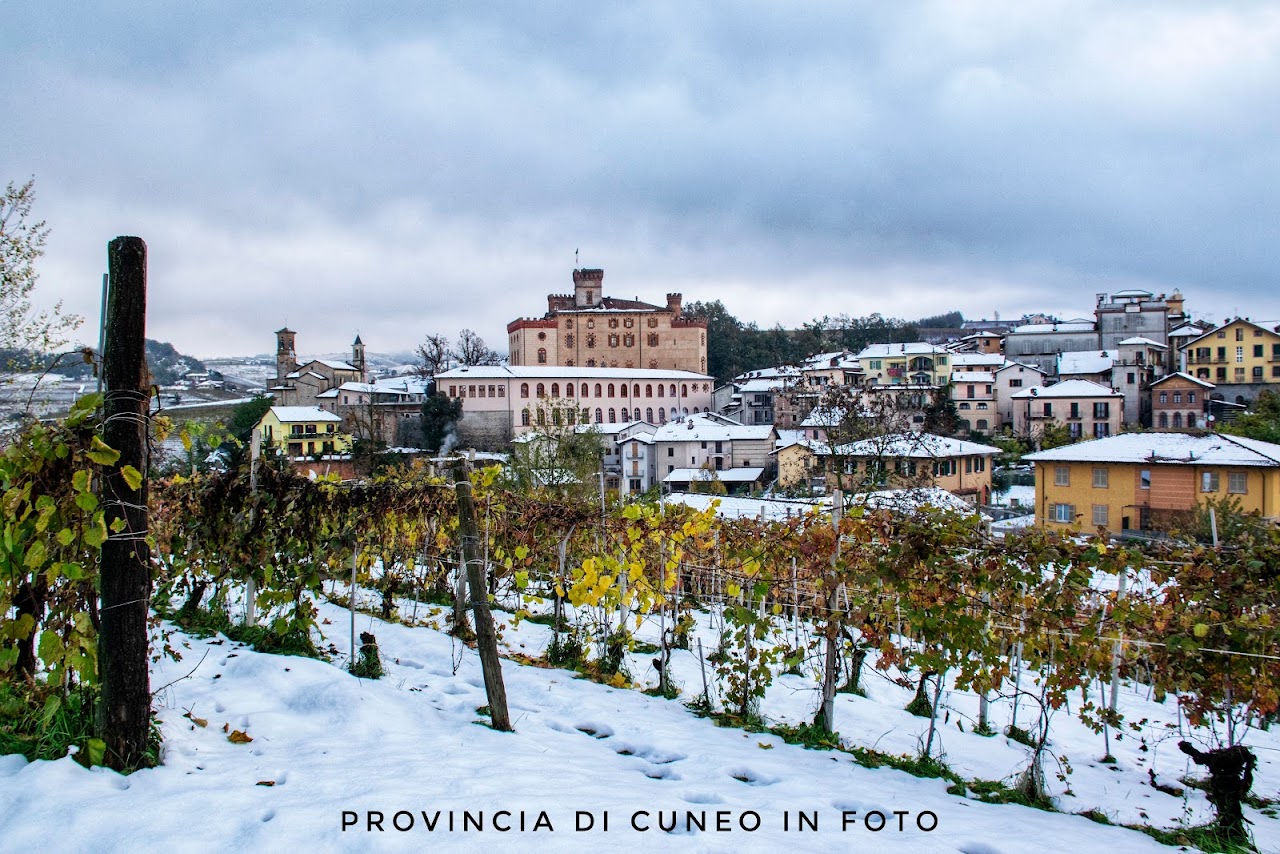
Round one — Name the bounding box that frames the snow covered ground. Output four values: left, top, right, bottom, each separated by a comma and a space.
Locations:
1, 593, 1275, 853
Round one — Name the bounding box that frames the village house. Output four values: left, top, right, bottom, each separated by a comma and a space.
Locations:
856, 342, 953, 388
993, 362, 1046, 430
1180, 317, 1280, 404
435, 365, 715, 449
652, 412, 777, 494
1011, 379, 1124, 442
950, 370, 996, 436
1149, 372, 1214, 432
506, 268, 708, 374
1024, 432, 1280, 532
256, 406, 353, 459
774, 433, 999, 504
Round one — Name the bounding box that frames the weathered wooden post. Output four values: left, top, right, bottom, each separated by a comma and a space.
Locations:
452, 460, 512, 731
98, 236, 152, 770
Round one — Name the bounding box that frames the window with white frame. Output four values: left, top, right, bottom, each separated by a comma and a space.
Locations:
1051, 503, 1075, 523
1201, 471, 1220, 493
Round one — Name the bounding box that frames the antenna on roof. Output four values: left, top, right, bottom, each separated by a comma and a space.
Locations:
575, 248, 579, 269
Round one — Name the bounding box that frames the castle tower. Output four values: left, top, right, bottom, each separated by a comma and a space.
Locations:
573, 268, 604, 308
352, 333, 367, 380
275, 327, 297, 380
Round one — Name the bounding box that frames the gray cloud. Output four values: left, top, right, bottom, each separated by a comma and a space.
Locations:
6, 2, 1280, 357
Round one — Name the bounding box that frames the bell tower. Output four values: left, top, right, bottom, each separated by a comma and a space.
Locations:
275, 327, 297, 380
352, 333, 367, 380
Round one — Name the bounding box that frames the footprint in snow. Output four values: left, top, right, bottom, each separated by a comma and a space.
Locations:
396, 659, 425, 670
261, 809, 276, 823
575, 723, 614, 739
544, 721, 576, 734
682, 791, 724, 805
440, 684, 471, 696
644, 766, 681, 782
214, 703, 226, 713
957, 844, 1002, 854
726, 767, 778, 786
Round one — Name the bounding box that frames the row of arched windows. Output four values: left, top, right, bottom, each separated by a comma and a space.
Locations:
518, 381, 703, 400
522, 406, 705, 426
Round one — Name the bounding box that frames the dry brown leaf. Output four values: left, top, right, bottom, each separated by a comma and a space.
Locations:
256, 780, 276, 787
228, 730, 253, 744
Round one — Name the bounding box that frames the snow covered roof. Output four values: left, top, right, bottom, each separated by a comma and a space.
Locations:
855, 342, 948, 358
853, 487, 983, 516
1057, 351, 1115, 376
314, 359, 359, 371
995, 361, 1045, 375
1117, 337, 1168, 348
1011, 379, 1121, 399
665, 493, 826, 521
950, 353, 1005, 368
653, 413, 775, 443
1025, 433, 1280, 468
662, 467, 765, 484
1169, 323, 1211, 338
269, 406, 342, 423
737, 377, 788, 394
573, 420, 656, 437
951, 371, 995, 383
436, 365, 712, 382
1149, 372, 1215, 389
775, 429, 806, 448
796, 433, 999, 459
1009, 321, 1096, 334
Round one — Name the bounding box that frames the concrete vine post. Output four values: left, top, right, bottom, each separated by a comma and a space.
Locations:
452, 461, 512, 731
98, 236, 153, 771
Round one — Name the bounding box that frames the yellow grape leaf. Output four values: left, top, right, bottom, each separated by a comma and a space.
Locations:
228, 730, 254, 744
120, 465, 143, 492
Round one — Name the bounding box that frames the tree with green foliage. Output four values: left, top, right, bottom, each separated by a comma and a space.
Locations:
421, 393, 463, 451
1221, 389, 1280, 444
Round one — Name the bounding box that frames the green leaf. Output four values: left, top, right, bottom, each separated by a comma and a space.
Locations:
120, 465, 143, 492
37, 630, 63, 666
23, 540, 47, 569
85, 436, 120, 466
73, 469, 91, 492
84, 519, 108, 549
75, 491, 99, 512
83, 738, 107, 767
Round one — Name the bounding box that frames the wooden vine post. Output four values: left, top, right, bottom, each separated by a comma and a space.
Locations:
98, 236, 153, 770
452, 461, 512, 731
819, 490, 843, 733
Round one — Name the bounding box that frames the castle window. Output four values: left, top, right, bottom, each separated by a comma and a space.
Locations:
681, 383, 688, 396
624, 334, 634, 347
649, 360, 657, 369
566, 334, 575, 347
656, 384, 664, 398
587, 334, 596, 348
588, 319, 595, 329
594, 383, 602, 397
648, 317, 658, 328
587, 359, 597, 367
537, 348, 547, 364
609, 318, 619, 329
551, 383, 560, 397
633, 384, 641, 398
565, 359, 574, 366
564, 383, 573, 397
647, 333, 659, 347
519, 384, 528, 398
624, 318, 634, 328
609, 334, 620, 347
608, 383, 615, 396
565, 319, 574, 329
536, 383, 546, 398
538, 332, 546, 341
581, 383, 588, 397
645, 384, 653, 397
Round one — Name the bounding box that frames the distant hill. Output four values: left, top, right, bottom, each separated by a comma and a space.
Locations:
16, 339, 207, 385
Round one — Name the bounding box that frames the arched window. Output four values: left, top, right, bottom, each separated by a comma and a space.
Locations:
632, 408, 640, 421
1172, 412, 1183, 429
594, 383, 602, 397
536, 409, 546, 425
976, 419, 988, 431
645, 384, 653, 397
681, 383, 688, 397
521, 409, 530, 426
551, 383, 560, 397
646, 407, 654, 422
620, 385, 628, 398
657, 384, 664, 398
669, 384, 676, 397
1188, 412, 1197, 428
1158, 412, 1168, 428
564, 383, 573, 397
682, 407, 689, 416
608, 383, 615, 397
520, 383, 530, 398
632, 384, 640, 398
587, 359, 596, 367
658, 407, 666, 423
580, 383, 588, 398
595, 408, 603, 423
536, 383, 546, 398
537, 348, 547, 364
608, 408, 616, 423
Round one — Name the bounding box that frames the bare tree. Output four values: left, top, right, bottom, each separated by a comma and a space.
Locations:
455, 328, 502, 366
414, 332, 454, 378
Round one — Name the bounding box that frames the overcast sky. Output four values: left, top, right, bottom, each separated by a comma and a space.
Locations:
6, 2, 1280, 360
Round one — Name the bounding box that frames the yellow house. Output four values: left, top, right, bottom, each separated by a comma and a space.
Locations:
1025, 433, 1280, 532
774, 433, 999, 504
855, 343, 954, 387
1182, 318, 1280, 388
256, 406, 353, 458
